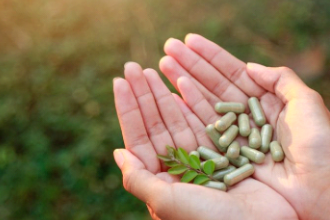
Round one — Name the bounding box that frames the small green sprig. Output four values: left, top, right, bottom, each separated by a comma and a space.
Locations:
157, 146, 219, 185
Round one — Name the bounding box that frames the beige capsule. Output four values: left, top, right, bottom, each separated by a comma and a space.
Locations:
260, 124, 273, 153
224, 163, 255, 186
219, 125, 239, 149
248, 97, 266, 126
226, 141, 240, 159
203, 181, 227, 191
249, 128, 261, 149
226, 155, 249, 167
205, 124, 227, 153
215, 112, 237, 132
189, 151, 200, 158
240, 146, 265, 164
215, 102, 245, 114
197, 146, 223, 160
270, 141, 285, 162
201, 157, 229, 171
212, 165, 236, 181
238, 113, 251, 137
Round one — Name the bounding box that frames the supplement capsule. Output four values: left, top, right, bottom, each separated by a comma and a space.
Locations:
197, 146, 223, 160
224, 163, 255, 186
212, 165, 236, 181
203, 181, 227, 191
189, 151, 200, 158
270, 141, 285, 162
238, 113, 251, 137
249, 128, 261, 149
248, 97, 266, 126
205, 124, 227, 153
219, 125, 239, 149
215, 112, 237, 132
240, 146, 265, 164
260, 124, 273, 153
226, 141, 240, 159
226, 155, 249, 167
201, 157, 229, 170
215, 102, 245, 114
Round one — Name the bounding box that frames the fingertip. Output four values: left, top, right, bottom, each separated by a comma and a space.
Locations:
124, 62, 143, 77
113, 149, 125, 169
164, 38, 183, 55
159, 56, 175, 73
184, 33, 201, 45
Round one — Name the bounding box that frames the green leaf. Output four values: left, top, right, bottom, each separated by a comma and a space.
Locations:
168, 165, 188, 175
164, 161, 179, 167
177, 148, 189, 164
203, 160, 215, 175
193, 174, 210, 185
166, 145, 176, 158
157, 155, 172, 162
189, 155, 201, 169
181, 170, 198, 183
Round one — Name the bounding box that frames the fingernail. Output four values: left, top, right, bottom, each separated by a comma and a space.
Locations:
247, 62, 264, 70
113, 149, 125, 169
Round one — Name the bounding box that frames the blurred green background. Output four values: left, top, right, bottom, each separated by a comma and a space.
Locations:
0, 0, 329, 219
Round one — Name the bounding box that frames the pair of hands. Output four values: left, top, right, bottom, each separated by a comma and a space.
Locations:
113, 34, 330, 220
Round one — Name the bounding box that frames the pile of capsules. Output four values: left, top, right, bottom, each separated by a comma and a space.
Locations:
190, 97, 285, 191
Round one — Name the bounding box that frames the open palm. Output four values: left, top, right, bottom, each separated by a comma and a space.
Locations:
159, 34, 330, 220
113, 62, 297, 220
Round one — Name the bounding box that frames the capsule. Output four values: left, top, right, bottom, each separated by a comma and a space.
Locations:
215, 112, 237, 132
212, 165, 236, 181
205, 124, 227, 153
189, 151, 200, 158
203, 181, 227, 191
197, 146, 223, 160
248, 97, 266, 126
201, 157, 229, 171
226, 141, 240, 159
270, 141, 285, 162
226, 155, 249, 167
240, 146, 265, 164
249, 128, 261, 149
260, 124, 273, 153
224, 163, 255, 186
238, 113, 251, 137
219, 125, 238, 148
215, 102, 245, 114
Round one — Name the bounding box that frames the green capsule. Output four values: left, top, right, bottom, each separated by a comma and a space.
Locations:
212, 165, 236, 181
238, 113, 251, 137
215, 102, 245, 114
240, 146, 265, 164
260, 124, 273, 153
226, 155, 249, 167
270, 141, 285, 162
215, 112, 237, 132
197, 146, 223, 160
224, 164, 255, 186
248, 97, 266, 126
249, 128, 261, 149
189, 151, 200, 158
219, 125, 238, 149
203, 181, 227, 191
205, 124, 227, 153
226, 141, 240, 159
201, 157, 229, 171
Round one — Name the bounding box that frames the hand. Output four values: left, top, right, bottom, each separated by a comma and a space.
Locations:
159, 34, 330, 220
113, 62, 297, 220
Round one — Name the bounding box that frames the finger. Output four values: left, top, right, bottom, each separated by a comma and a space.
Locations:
177, 76, 219, 125
184, 34, 266, 97
143, 69, 197, 152
172, 93, 217, 150
164, 38, 248, 105
113, 78, 159, 173
159, 55, 221, 106
124, 62, 175, 157
246, 63, 312, 103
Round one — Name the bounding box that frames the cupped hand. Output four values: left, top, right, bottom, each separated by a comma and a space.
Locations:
160, 34, 330, 220
113, 62, 297, 220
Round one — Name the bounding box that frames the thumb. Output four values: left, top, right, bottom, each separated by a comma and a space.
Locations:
246, 63, 314, 103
